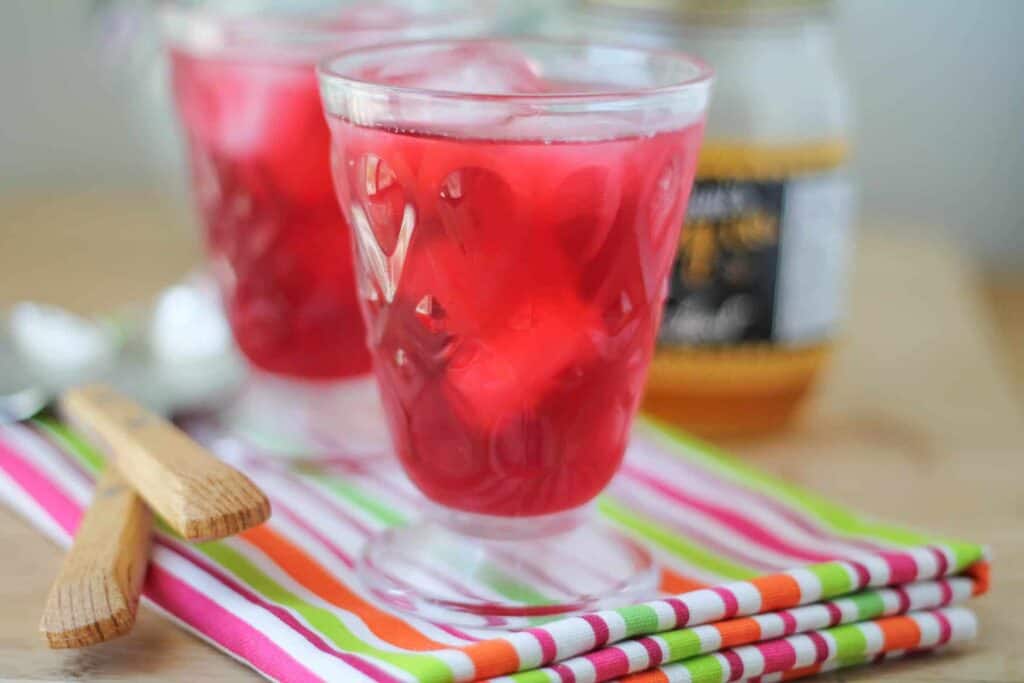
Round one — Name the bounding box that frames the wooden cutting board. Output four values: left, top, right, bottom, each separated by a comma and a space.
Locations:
0, 192, 1020, 681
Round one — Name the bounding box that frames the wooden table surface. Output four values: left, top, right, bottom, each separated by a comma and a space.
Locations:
1, 191, 1022, 682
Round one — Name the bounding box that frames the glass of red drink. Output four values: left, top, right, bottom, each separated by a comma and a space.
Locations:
161, 2, 495, 455
319, 39, 711, 624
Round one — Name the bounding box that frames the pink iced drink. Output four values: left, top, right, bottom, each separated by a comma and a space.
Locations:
171, 50, 371, 378
328, 115, 704, 516
167, 1, 441, 378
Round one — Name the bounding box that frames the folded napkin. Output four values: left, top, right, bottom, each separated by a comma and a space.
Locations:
0, 417, 987, 682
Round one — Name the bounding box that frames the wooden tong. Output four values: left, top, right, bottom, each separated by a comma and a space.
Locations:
39, 384, 271, 648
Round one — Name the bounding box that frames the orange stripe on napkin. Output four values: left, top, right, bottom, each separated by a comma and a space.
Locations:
781, 663, 823, 680
659, 568, 707, 595
240, 526, 447, 651
875, 614, 922, 651
750, 574, 802, 612
462, 639, 522, 680
620, 670, 670, 683
717, 616, 762, 648
968, 561, 990, 595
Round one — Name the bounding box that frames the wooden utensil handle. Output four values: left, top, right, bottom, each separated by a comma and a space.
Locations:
59, 384, 271, 541
39, 465, 151, 648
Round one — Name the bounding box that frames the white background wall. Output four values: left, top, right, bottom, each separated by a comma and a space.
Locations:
834, 0, 1024, 269
1, 1, 1022, 268
0, 2, 165, 191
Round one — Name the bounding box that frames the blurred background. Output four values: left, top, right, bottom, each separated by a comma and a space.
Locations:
2, 0, 1022, 267
0, 0, 1022, 398
3, 5, 1022, 678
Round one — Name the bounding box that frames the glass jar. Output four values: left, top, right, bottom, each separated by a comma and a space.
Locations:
562, 0, 854, 436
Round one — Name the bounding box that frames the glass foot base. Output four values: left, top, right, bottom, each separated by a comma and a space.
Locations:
359, 508, 657, 628
214, 371, 391, 460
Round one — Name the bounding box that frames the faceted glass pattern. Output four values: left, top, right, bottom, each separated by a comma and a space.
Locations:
329, 120, 704, 516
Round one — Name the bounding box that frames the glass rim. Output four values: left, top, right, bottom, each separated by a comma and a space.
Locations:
159, 0, 499, 54
316, 36, 714, 106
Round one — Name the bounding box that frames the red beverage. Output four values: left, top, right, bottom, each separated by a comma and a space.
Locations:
170, 52, 370, 378
328, 120, 704, 516
322, 38, 711, 624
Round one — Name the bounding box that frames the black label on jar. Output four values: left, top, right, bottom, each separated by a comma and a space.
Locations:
660, 172, 851, 347
660, 179, 783, 345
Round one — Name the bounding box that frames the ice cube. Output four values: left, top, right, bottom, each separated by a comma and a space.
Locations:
175, 56, 322, 163
444, 288, 599, 432
497, 110, 659, 143
539, 163, 624, 263
361, 43, 547, 95
340, 43, 549, 136
395, 163, 531, 330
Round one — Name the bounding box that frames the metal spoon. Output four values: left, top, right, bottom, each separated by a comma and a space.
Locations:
0, 383, 50, 423
0, 286, 243, 423
0, 338, 50, 423
0, 304, 115, 423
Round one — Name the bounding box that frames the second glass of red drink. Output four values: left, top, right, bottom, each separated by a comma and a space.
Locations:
162, 1, 496, 456
319, 38, 712, 624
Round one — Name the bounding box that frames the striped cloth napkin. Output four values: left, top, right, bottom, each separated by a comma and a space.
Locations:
0, 416, 987, 683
